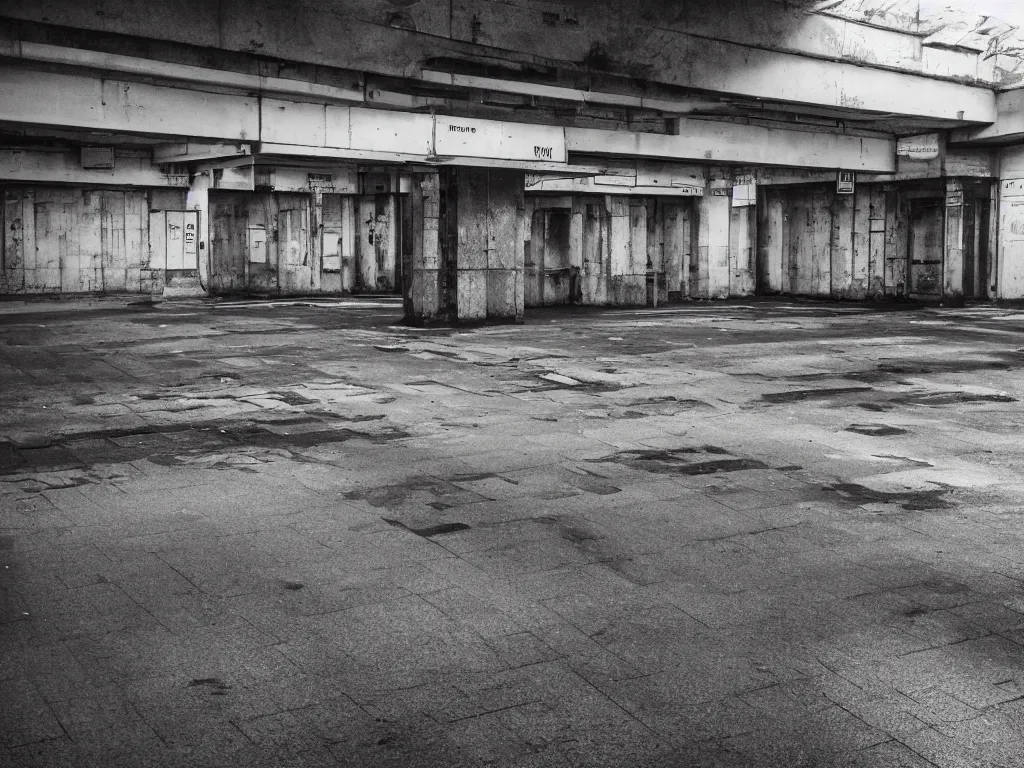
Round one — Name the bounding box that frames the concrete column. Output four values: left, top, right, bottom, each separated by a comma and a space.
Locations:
662, 201, 688, 301
830, 191, 855, 298
405, 167, 524, 324
944, 179, 965, 302
310, 191, 323, 294
757, 189, 784, 295
407, 171, 443, 322
866, 185, 887, 299
883, 186, 908, 298
178, 170, 212, 298
607, 196, 644, 305
699, 173, 731, 299
996, 146, 1024, 300
729, 199, 756, 297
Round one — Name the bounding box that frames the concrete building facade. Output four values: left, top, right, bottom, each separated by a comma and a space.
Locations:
1, 0, 1023, 321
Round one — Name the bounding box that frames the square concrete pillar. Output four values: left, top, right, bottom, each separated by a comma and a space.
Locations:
729, 193, 756, 297
996, 146, 1024, 300
407, 171, 444, 322
944, 179, 965, 301
699, 175, 731, 299
404, 167, 524, 324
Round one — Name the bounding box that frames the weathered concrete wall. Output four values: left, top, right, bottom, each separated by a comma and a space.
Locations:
208, 190, 337, 296
355, 194, 399, 293
429, 175, 987, 311
1, 187, 162, 295
758, 183, 913, 300
525, 194, 700, 307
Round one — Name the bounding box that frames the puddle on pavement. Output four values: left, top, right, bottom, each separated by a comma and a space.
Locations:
1, 416, 407, 480
383, 518, 471, 538
827, 482, 951, 511
761, 386, 873, 404
599, 446, 768, 476
845, 424, 909, 436
894, 391, 1016, 406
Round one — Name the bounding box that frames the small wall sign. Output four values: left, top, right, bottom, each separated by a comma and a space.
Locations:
308, 173, 336, 192
837, 171, 855, 195
897, 133, 941, 161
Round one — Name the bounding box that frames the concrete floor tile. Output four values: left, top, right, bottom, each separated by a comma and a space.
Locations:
0, 677, 66, 748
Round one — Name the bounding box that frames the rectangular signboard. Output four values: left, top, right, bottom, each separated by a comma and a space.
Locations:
896, 133, 941, 161
434, 116, 566, 163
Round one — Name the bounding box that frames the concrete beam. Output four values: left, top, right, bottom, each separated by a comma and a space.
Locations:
153, 142, 252, 163
449, 1, 994, 122
566, 121, 897, 172
0, 65, 259, 140
0, 148, 188, 187
951, 89, 1024, 144
258, 144, 586, 173
421, 70, 720, 114
0, 0, 996, 123
12, 42, 365, 104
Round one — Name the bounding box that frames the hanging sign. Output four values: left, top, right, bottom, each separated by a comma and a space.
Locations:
837, 171, 855, 195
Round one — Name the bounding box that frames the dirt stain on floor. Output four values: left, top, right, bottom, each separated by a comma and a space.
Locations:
895, 391, 1016, 406
382, 519, 471, 538
761, 387, 874, 404
828, 482, 952, 511
845, 424, 909, 437
2, 417, 407, 477
600, 446, 768, 476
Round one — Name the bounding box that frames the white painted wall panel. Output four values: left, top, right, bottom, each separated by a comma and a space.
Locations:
325, 106, 352, 149
261, 99, 327, 147
350, 110, 432, 155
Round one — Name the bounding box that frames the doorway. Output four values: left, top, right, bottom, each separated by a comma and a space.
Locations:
527, 207, 573, 306
962, 199, 990, 300
908, 198, 944, 298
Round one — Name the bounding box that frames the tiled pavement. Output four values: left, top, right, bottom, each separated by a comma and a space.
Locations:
3, 298, 1024, 766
